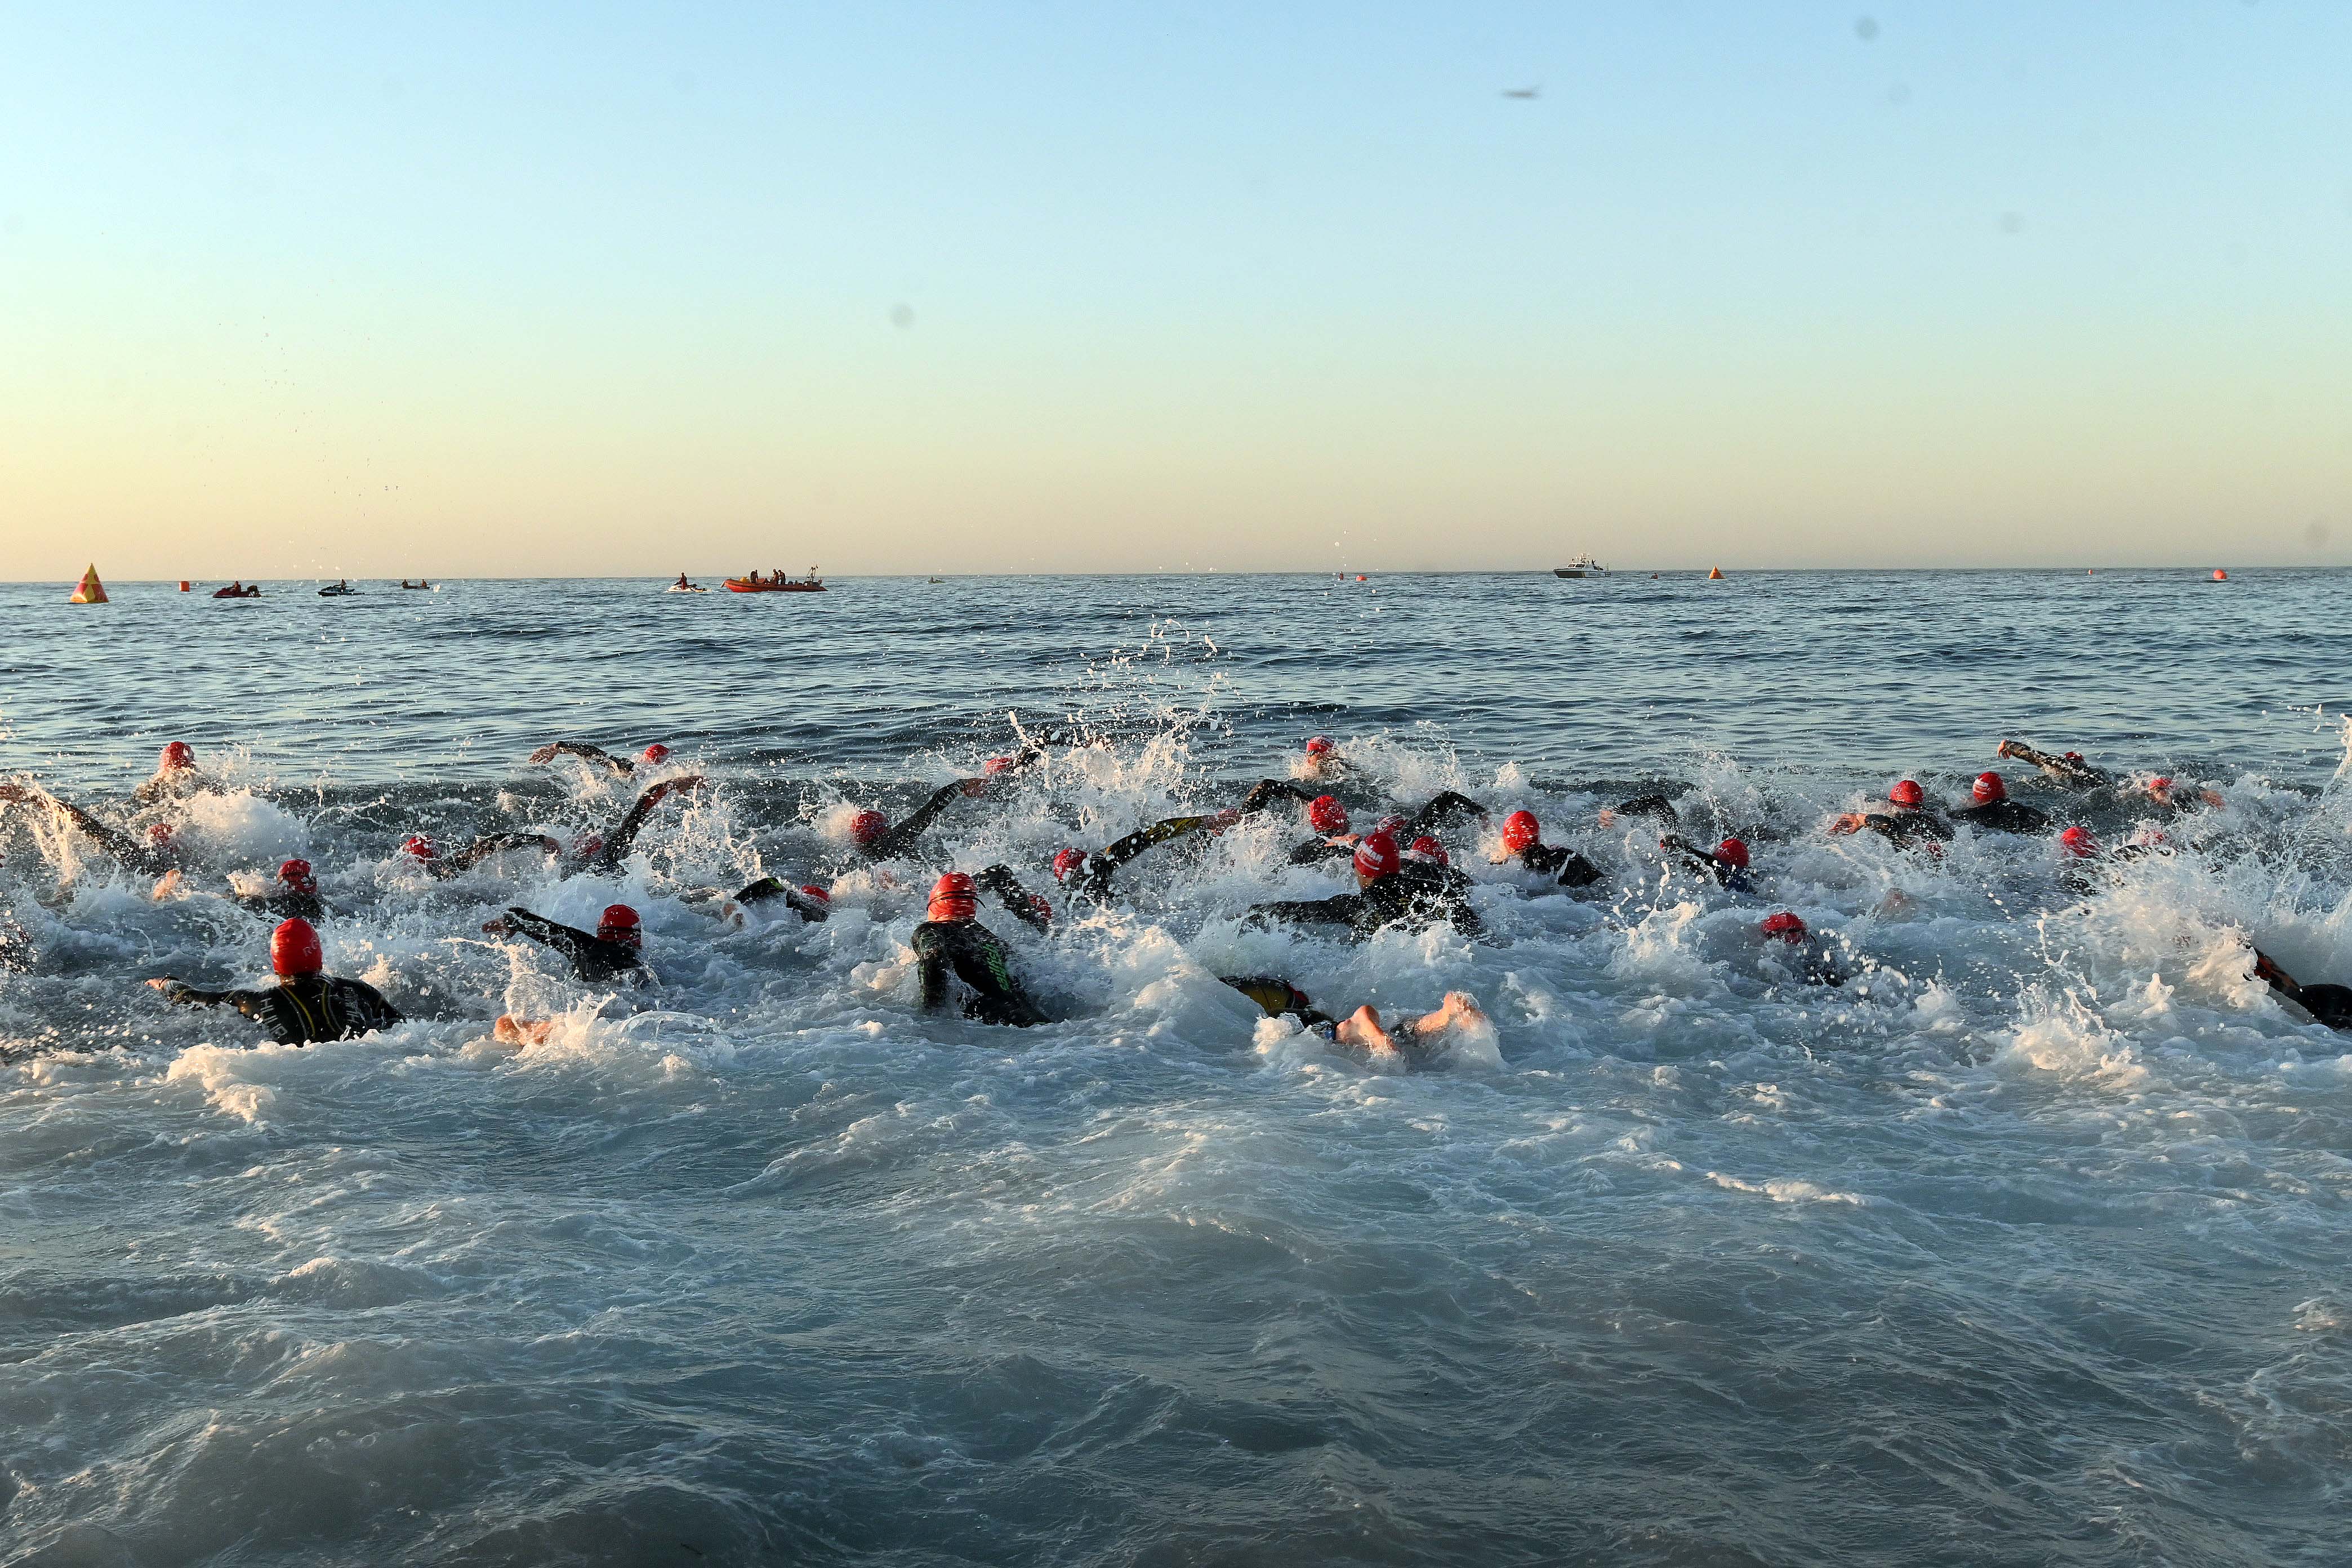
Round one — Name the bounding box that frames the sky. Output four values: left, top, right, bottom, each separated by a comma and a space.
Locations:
3, 2, 2347, 579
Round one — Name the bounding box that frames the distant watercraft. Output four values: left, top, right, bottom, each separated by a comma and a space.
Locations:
667, 573, 708, 593
1553, 556, 1607, 579
318, 581, 359, 597
399, 579, 435, 590
213, 582, 261, 599
725, 567, 826, 594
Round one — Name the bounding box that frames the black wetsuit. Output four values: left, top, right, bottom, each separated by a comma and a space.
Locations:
1857, 810, 1952, 848
1075, 813, 1232, 896
730, 876, 832, 922
867, 782, 972, 862
2255, 951, 2352, 1031
1660, 835, 1750, 892
912, 918, 1049, 1025
424, 832, 558, 880
231, 889, 328, 923
1250, 865, 1482, 939
586, 780, 700, 872
160, 973, 403, 1045
43, 797, 173, 876
133, 771, 212, 807
1220, 975, 1338, 1036
2001, 742, 2109, 790
534, 741, 636, 776
1286, 836, 1356, 866
498, 908, 647, 985
1512, 841, 1604, 889
977, 865, 1054, 932
1611, 794, 1680, 826
1950, 799, 2051, 835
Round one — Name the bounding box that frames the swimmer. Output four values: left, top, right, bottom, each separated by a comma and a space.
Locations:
2055, 825, 2105, 895
1286, 794, 1358, 864
1661, 834, 1752, 891
146, 917, 402, 1045
2251, 948, 2352, 1031
1249, 832, 1483, 939
0, 783, 177, 879
718, 876, 833, 924
1298, 734, 1347, 782
847, 775, 991, 863
580, 775, 706, 871
1053, 808, 1245, 897
1759, 911, 1845, 987
1827, 780, 1953, 848
912, 873, 1050, 1026
398, 831, 562, 879
1220, 975, 1487, 1061
1948, 772, 2050, 835
228, 858, 327, 923
1995, 740, 2109, 790
1597, 793, 1680, 829
1493, 810, 1603, 888
133, 741, 213, 804
482, 903, 648, 986
2139, 774, 2226, 816
528, 741, 675, 777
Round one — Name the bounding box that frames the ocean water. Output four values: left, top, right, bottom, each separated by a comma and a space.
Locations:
2, 569, 2349, 1566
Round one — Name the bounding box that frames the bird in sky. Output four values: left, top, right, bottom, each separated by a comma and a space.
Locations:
1501, 84, 1540, 100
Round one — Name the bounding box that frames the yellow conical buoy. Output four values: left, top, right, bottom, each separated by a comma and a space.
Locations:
68, 564, 109, 604
1707, 565, 1724, 580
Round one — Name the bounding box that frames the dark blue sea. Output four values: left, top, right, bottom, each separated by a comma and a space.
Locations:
3, 569, 2349, 1566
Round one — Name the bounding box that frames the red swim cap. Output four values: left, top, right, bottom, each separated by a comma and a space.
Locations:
572, 832, 605, 861
1888, 779, 1925, 809
400, 835, 438, 862
277, 858, 315, 893
1502, 810, 1541, 854
271, 917, 324, 976
798, 884, 831, 903
1353, 831, 1401, 879
2147, 776, 2173, 792
2064, 751, 2084, 763
928, 871, 978, 921
1760, 911, 1807, 944
1304, 736, 1335, 756
1973, 772, 2006, 804
982, 756, 1015, 776
1052, 848, 1087, 883
146, 823, 176, 849
848, 809, 889, 848
1406, 835, 1449, 867
2060, 825, 2099, 858
1715, 837, 1750, 870
598, 903, 642, 947
1376, 813, 1409, 840
1307, 795, 1349, 835
159, 741, 195, 771
640, 743, 672, 766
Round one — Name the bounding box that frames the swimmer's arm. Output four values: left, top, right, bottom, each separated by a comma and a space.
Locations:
873, 781, 971, 860
977, 865, 1052, 932
447, 832, 561, 871
910, 925, 955, 1012
485, 907, 594, 962
1238, 778, 1316, 815
149, 979, 271, 1021
600, 776, 704, 864
1248, 895, 1361, 928
333, 977, 405, 1030
1097, 812, 1237, 871
528, 742, 632, 775
1408, 790, 1488, 834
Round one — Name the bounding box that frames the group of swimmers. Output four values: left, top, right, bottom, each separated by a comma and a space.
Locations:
3, 727, 2345, 1061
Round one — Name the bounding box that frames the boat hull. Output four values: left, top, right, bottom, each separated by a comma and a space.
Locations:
724, 579, 826, 593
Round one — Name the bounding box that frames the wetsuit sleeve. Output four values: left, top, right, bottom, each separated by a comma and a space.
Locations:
1248, 894, 1366, 929
1408, 790, 1487, 834
600, 782, 678, 865
532, 742, 631, 774
1659, 835, 1727, 885
501, 908, 596, 965
2293, 983, 2352, 1031
48, 797, 167, 875
734, 876, 790, 906
977, 865, 1052, 932
1238, 778, 1316, 815
1085, 814, 1228, 891
911, 923, 955, 1012
1286, 836, 1353, 866
160, 982, 275, 1024
872, 782, 969, 861
946, 924, 1049, 1026
1612, 794, 1680, 826
448, 832, 556, 871
1219, 975, 1338, 1030
2002, 742, 2107, 790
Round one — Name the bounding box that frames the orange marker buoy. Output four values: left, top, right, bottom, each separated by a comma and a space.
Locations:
68, 563, 109, 604
180, 580, 191, 592
1708, 566, 1724, 580
2211, 568, 2228, 581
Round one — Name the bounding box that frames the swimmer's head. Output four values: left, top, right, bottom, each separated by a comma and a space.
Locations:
1501, 810, 1542, 855
1052, 848, 1087, 883
1715, 837, 1750, 870
400, 835, 438, 863
1972, 772, 2006, 804
1352, 831, 1400, 882
1307, 795, 1349, 835
2060, 826, 2100, 858
1406, 835, 1449, 867
982, 756, 1015, 776
271, 917, 324, 976
640, 743, 672, 767
848, 809, 889, 849
158, 741, 195, 773
928, 872, 978, 923
146, 823, 176, 851
1760, 911, 1807, 945
277, 858, 315, 894
1888, 779, 1925, 810
1304, 736, 1335, 758
598, 904, 642, 948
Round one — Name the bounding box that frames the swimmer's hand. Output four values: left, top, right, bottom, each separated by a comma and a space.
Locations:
1827, 813, 1867, 836
145, 977, 175, 992
959, 778, 988, 798
150, 869, 184, 901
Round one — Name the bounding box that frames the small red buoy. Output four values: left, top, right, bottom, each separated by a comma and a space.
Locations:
1356, 574, 1367, 582
2211, 568, 2228, 581
180, 580, 191, 592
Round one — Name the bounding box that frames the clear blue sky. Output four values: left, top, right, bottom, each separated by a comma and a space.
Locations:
4, 3, 2347, 577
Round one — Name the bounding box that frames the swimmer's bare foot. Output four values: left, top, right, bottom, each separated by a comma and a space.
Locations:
1335, 1004, 1401, 1055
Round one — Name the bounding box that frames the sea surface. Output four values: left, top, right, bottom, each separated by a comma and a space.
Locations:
3, 569, 2350, 1566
